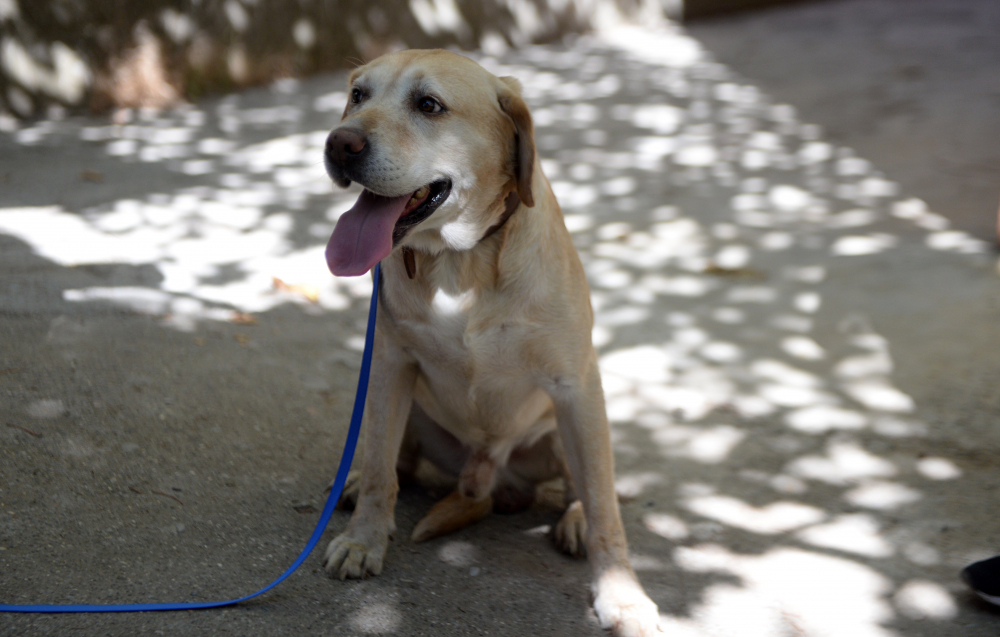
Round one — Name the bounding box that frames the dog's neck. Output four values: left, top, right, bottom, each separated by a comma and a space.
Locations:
401, 190, 521, 280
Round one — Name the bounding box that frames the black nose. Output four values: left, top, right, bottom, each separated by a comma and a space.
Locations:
325, 128, 368, 166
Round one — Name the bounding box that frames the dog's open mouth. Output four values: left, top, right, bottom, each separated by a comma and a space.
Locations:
326, 180, 451, 277
392, 179, 451, 246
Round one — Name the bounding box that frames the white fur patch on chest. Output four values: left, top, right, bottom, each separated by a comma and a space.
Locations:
438, 217, 482, 251
431, 287, 475, 316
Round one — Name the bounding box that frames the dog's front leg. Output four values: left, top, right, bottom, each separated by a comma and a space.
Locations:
323, 332, 416, 580
549, 356, 661, 637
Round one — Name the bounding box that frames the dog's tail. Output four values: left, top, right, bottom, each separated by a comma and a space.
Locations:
411, 491, 493, 542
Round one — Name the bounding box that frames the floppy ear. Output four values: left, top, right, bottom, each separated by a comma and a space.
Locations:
497, 77, 536, 208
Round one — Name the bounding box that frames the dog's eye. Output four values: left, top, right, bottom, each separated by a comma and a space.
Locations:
350, 88, 363, 104
417, 96, 443, 114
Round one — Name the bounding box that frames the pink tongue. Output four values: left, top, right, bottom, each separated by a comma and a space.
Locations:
326, 189, 411, 276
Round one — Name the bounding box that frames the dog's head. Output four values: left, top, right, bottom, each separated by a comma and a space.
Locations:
323, 49, 535, 276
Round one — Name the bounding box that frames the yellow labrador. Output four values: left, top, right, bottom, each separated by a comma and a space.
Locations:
321, 49, 660, 636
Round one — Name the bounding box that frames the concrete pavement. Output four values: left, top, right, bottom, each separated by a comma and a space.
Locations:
687, 0, 1000, 243
2, 13, 1000, 637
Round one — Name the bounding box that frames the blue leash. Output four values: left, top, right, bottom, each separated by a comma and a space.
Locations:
0, 263, 380, 614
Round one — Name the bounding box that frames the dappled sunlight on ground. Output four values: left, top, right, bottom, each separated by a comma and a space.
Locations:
476, 31, 990, 636
0, 22, 995, 637
665, 544, 897, 637
1, 81, 376, 333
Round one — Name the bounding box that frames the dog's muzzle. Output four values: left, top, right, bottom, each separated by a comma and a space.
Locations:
324, 128, 368, 188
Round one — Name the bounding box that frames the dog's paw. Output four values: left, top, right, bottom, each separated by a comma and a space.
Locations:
592, 568, 661, 637
322, 529, 388, 580
332, 470, 362, 510
554, 499, 587, 557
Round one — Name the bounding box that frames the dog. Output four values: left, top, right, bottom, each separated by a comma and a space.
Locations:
321, 49, 660, 636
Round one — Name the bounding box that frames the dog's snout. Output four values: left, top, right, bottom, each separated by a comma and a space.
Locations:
326, 128, 368, 165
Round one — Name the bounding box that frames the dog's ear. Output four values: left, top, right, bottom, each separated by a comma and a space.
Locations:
497, 77, 536, 208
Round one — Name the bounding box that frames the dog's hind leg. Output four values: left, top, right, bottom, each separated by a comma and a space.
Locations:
411, 447, 496, 542
500, 430, 588, 554
410, 490, 493, 542
410, 429, 567, 541
494, 428, 566, 515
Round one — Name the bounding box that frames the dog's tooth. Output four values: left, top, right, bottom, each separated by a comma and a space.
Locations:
406, 186, 430, 208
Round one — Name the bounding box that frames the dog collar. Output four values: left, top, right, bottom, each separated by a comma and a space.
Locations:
480, 190, 521, 243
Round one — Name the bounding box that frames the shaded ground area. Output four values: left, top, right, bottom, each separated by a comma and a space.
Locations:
687, 0, 1000, 242
2, 14, 1000, 637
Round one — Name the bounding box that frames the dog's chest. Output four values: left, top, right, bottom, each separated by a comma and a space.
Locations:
403, 287, 521, 381
394, 284, 551, 441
